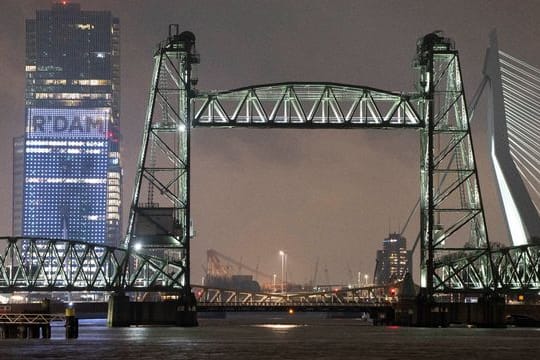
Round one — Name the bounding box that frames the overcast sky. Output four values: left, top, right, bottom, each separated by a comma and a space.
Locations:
1, 0, 539, 286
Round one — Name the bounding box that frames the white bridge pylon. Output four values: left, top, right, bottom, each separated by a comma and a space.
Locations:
483, 31, 540, 246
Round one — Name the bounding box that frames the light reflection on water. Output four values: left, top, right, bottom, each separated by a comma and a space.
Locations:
2, 316, 540, 359
251, 323, 306, 331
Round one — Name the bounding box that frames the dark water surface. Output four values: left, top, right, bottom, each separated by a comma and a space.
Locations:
1, 314, 539, 359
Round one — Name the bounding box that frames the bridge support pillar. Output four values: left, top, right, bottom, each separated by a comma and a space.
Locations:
478, 294, 505, 327
414, 293, 506, 327
107, 292, 131, 327
0, 325, 16, 339
107, 292, 198, 327
41, 324, 51, 338
394, 299, 417, 326
175, 292, 198, 327
415, 295, 449, 327
28, 325, 41, 339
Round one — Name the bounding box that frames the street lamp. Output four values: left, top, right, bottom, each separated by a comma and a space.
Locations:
279, 250, 286, 293
364, 274, 369, 286
273, 273, 277, 292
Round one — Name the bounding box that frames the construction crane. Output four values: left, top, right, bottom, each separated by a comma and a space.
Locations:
206, 249, 274, 281
346, 263, 354, 285
323, 264, 330, 285
311, 257, 319, 287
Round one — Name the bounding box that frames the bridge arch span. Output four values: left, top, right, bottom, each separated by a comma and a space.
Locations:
192, 82, 422, 128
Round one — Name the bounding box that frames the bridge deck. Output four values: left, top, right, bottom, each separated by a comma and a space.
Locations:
198, 302, 393, 313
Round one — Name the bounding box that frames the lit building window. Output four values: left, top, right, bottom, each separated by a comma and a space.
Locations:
76, 23, 95, 30
42, 79, 67, 85
73, 79, 110, 86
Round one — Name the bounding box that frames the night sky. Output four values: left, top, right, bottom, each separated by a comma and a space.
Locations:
1, 0, 539, 286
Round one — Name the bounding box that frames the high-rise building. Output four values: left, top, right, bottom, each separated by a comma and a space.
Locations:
374, 233, 412, 285
14, 2, 121, 247
12, 137, 25, 237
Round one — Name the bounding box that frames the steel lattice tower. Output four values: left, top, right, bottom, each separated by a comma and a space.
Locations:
415, 33, 494, 295
125, 26, 199, 298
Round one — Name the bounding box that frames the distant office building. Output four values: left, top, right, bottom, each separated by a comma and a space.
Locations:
14, 2, 121, 246
12, 137, 25, 237
374, 233, 412, 285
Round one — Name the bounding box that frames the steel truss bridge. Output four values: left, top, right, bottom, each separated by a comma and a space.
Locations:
1, 28, 539, 302
193, 284, 395, 314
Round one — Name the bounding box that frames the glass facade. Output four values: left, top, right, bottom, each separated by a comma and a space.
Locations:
16, 2, 121, 246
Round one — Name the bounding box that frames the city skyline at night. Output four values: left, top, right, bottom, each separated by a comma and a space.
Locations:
1, 1, 540, 285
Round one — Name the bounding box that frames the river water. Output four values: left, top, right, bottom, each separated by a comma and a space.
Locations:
1, 314, 539, 359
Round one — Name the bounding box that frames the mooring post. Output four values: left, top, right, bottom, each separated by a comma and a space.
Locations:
107, 291, 131, 327
65, 304, 78, 339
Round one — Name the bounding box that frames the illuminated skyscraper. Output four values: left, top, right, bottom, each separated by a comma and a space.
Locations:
374, 233, 412, 285
14, 2, 121, 246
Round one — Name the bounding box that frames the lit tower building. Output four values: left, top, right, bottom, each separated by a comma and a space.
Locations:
14, 2, 121, 247
374, 233, 412, 285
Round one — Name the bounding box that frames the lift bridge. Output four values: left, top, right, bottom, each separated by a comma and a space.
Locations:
0, 28, 539, 310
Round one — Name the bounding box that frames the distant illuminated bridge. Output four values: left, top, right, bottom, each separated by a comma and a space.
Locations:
0, 28, 538, 304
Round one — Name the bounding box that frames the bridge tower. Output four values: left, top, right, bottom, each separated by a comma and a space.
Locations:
124, 25, 199, 322
415, 32, 495, 296
483, 31, 540, 246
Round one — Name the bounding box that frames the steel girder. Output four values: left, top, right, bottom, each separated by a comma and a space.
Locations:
0, 237, 186, 292
192, 83, 422, 128
492, 245, 540, 292
435, 244, 540, 293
